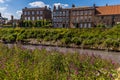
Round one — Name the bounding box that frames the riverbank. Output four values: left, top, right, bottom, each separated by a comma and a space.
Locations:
5, 43, 120, 64
0, 26, 120, 51
2, 38, 120, 52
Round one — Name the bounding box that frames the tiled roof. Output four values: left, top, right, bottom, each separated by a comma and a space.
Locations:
96, 5, 120, 15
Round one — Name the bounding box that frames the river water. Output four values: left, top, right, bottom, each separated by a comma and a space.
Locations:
6, 44, 120, 64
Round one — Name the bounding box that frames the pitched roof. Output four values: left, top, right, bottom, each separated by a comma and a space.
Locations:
96, 5, 120, 15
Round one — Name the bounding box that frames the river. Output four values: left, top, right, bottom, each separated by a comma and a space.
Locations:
6, 43, 120, 64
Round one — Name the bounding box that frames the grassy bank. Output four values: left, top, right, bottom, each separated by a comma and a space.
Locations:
0, 25, 120, 51
0, 43, 119, 80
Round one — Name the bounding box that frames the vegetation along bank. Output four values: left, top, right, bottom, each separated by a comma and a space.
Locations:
0, 25, 120, 51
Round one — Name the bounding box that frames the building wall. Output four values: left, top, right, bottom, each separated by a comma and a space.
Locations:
70, 7, 95, 28
94, 15, 120, 27
53, 8, 70, 28
53, 5, 120, 28
21, 7, 51, 21
53, 6, 96, 28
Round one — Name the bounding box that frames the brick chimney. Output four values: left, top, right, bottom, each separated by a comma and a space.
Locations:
93, 4, 96, 8
45, 6, 47, 9
58, 5, 61, 10
53, 5, 56, 10
72, 4, 75, 8
106, 4, 108, 6
0, 13, 1, 17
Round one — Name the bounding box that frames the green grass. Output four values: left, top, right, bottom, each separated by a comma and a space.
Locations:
0, 43, 119, 80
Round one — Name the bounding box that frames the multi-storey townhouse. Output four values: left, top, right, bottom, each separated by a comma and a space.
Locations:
53, 5, 70, 28
21, 6, 52, 21
70, 6, 95, 28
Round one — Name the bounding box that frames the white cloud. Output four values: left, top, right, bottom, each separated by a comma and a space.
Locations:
0, 7, 7, 11
54, 3, 69, 8
2, 12, 12, 20
16, 10, 22, 16
0, 0, 5, 3
29, 1, 49, 7
0, 0, 10, 3
15, 10, 22, 19
0, 6, 12, 20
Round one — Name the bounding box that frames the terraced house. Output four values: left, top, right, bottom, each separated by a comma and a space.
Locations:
53, 5, 70, 28
53, 4, 120, 28
21, 6, 52, 21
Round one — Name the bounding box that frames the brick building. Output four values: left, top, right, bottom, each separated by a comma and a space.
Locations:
53, 5, 70, 28
95, 5, 120, 27
21, 6, 51, 21
53, 4, 120, 28
70, 6, 95, 28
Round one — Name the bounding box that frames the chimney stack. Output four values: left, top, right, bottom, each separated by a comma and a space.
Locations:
45, 6, 47, 9
0, 13, 1, 17
93, 4, 96, 8
11, 15, 13, 21
106, 4, 108, 6
58, 5, 61, 10
72, 4, 75, 8
53, 5, 56, 10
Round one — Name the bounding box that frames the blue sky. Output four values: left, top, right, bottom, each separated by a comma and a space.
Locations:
0, 0, 120, 19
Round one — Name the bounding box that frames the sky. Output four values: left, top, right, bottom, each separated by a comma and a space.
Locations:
0, 0, 120, 19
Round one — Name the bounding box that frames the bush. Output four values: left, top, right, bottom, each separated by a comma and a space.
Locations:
0, 26, 120, 51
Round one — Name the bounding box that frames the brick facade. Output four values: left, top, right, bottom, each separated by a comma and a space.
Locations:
21, 6, 51, 21
53, 4, 120, 28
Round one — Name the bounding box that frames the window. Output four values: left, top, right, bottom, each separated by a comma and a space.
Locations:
80, 23, 83, 28
76, 17, 79, 22
37, 11, 39, 15
101, 16, 104, 19
73, 11, 76, 16
89, 11, 92, 15
88, 23, 91, 28
84, 23, 87, 28
32, 11, 34, 15
77, 11, 79, 15
53, 17, 56, 22
63, 11, 65, 16
37, 16, 39, 20
84, 16, 87, 21
66, 11, 69, 16
25, 17, 27, 20
40, 11, 43, 15
60, 12, 62, 16
80, 11, 83, 15
88, 16, 92, 21
84, 11, 88, 15
53, 12, 56, 16
28, 17, 30, 20
32, 16, 35, 20
80, 16, 83, 21
40, 16, 43, 19
24, 11, 27, 15
28, 11, 30, 15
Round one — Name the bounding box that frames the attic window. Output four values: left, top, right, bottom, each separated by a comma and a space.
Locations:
101, 16, 104, 19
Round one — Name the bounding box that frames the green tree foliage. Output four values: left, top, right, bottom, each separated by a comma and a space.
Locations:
18, 20, 52, 28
